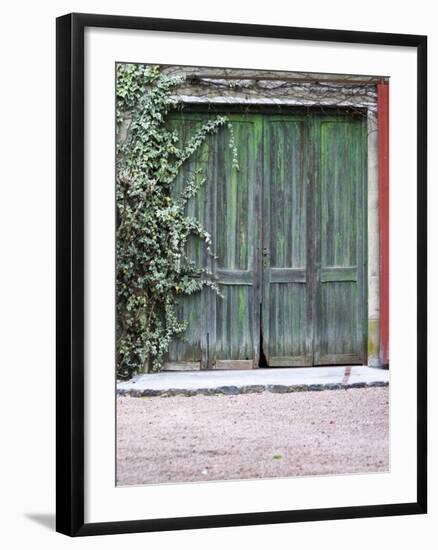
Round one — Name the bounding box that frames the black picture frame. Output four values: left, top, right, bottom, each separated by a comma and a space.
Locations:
56, 12, 427, 537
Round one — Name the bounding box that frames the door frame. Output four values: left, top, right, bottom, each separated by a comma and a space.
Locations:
171, 104, 369, 368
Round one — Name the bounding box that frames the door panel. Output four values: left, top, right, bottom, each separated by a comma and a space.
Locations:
213, 115, 262, 367
166, 115, 213, 367
314, 117, 367, 364
262, 116, 310, 366
165, 113, 262, 369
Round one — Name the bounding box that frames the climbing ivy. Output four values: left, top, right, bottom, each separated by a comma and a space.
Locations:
116, 64, 237, 376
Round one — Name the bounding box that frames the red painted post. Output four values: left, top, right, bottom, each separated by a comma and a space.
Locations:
378, 81, 389, 366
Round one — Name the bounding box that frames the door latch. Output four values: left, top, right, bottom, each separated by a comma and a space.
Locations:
262, 247, 269, 268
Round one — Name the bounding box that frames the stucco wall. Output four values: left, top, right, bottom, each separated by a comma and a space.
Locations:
367, 111, 380, 367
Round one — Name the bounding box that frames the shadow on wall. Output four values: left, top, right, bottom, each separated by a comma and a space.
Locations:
25, 513, 55, 531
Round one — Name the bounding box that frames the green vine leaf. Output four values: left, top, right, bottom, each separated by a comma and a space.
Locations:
116, 64, 238, 375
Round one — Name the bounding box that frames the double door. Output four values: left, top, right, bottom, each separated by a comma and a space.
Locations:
166, 111, 367, 369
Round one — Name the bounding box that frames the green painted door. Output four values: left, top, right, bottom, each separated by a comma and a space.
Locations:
262, 115, 311, 366
165, 111, 366, 369
165, 114, 212, 368
165, 113, 262, 369
313, 115, 367, 364
213, 115, 263, 369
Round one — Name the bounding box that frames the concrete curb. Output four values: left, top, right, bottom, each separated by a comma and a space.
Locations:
117, 380, 388, 398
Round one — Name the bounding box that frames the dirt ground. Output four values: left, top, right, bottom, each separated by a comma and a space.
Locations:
117, 387, 389, 486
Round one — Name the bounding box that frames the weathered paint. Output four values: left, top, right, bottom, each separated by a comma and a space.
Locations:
165, 111, 367, 368
214, 115, 262, 366
263, 116, 308, 365
166, 116, 210, 365
315, 116, 367, 365
378, 82, 389, 366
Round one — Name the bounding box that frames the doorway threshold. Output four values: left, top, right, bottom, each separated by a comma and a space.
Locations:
117, 366, 389, 397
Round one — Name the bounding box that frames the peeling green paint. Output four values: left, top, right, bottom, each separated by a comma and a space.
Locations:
166, 112, 368, 367
239, 288, 245, 324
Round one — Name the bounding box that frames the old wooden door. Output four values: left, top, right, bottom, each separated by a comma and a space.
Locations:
165, 111, 366, 369
262, 114, 367, 366
166, 113, 262, 369
313, 115, 367, 365
262, 115, 310, 366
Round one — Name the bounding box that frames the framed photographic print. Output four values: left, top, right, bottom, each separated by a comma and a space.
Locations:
56, 12, 427, 536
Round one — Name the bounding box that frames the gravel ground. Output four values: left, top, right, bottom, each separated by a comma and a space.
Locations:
117, 387, 389, 486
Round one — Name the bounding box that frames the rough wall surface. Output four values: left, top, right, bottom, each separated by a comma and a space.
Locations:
161, 65, 379, 111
